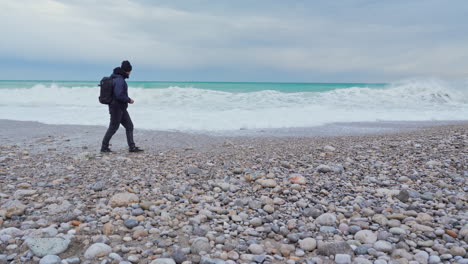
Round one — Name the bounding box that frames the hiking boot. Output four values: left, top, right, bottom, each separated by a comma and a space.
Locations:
100, 147, 112, 153
129, 146, 144, 153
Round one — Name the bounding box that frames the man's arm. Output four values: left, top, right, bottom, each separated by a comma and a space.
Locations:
113, 78, 131, 103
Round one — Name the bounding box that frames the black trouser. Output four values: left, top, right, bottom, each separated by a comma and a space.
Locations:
102, 103, 135, 149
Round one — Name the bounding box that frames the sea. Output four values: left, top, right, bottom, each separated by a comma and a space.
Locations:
1, 79, 467, 132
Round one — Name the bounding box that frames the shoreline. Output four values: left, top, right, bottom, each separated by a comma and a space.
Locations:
1, 119, 467, 153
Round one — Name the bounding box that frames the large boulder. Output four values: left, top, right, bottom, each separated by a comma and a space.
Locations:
26, 237, 71, 257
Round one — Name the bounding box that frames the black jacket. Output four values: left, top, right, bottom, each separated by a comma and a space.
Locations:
110, 67, 131, 107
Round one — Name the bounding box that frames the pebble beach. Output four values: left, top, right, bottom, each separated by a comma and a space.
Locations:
0, 120, 467, 264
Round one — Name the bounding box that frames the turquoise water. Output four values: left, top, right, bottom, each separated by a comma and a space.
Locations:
0, 80, 386, 93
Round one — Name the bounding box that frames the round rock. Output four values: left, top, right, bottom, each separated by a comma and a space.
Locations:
109, 192, 139, 207
316, 213, 336, 226
191, 237, 211, 255
299, 238, 317, 251
248, 244, 264, 255
355, 230, 377, 244
124, 219, 139, 229
84, 243, 112, 259
373, 240, 393, 252
39, 255, 61, 264
150, 259, 176, 264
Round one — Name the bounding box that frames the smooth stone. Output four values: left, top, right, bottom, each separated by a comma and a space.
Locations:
374, 260, 387, 264
91, 182, 104, 191
109, 193, 139, 207
231, 215, 242, 222
299, 238, 317, 251
0, 227, 22, 237
317, 242, 354, 256
289, 174, 307, 185
171, 249, 187, 264
39, 255, 61, 264
324, 145, 336, 151
47, 200, 72, 215
377, 231, 391, 241
417, 240, 434, 247
252, 254, 267, 263
3, 200, 27, 218
316, 213, 336, 226
191, 237, 212, 255
396, 190, 410, 202
132, 208, 144, 216
320, 226, 336, 233
259, 179, 277, 188
355, 246, 368, 255
250, 217, 263, 227
186, 167, 202, 175
414, 251, 429, 264
421, 192, 434, 201
84, 243, 112, 259
392, 249, 414, 260
63, 257, 80, 264
355, 230, 377, 244
353, 257, 372, 264
200, 257, 226, 264
109, 253, 123, 261
450, 247, 466, 257
227, 251, 239, 260
349, 225, 362, 234
263, 205, 275, 214
128, 255, 139, 263
390, 228, 407, 235
374, 240, 393, 253
441, 254, 453, 260
248, 244, 264, 255
412, 224, 434, 233
26, 237, 71, 257
335, 254, 351, 264
124, 219, 139, 229
428, 256, 440, 264
372, 215, 389, 226
150, 259, 176, 264
317, 164, 333, 173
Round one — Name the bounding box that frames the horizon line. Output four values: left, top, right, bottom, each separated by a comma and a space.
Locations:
0, 79, 388, 84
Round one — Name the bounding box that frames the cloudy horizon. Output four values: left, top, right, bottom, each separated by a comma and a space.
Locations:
1, 0, 467, 82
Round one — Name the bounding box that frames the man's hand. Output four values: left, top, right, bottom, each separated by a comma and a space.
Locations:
129, 99, 135, 104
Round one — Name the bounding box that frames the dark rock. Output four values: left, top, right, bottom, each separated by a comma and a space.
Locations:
348, 225, 361, 234
124, 219, 139, 229
287, 234, 299, 243
355, 246, 368, 255
396, 190, 410, 202
172, 249, 187, 264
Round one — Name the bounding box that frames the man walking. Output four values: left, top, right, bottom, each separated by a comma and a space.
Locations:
101, 60, 143, 153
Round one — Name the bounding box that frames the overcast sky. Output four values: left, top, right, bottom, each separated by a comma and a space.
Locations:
1, 0, 467, 82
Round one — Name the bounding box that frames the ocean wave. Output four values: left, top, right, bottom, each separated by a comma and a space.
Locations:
0, 79, 467, 130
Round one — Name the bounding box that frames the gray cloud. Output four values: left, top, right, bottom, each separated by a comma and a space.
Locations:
1, 0, 467, 81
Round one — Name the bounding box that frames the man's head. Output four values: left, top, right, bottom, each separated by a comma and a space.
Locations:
121, 60, 132, 75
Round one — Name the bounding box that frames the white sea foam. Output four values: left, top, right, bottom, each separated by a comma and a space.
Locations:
0, 79, 467, 131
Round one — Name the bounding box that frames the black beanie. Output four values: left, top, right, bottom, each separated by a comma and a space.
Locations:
121, 60, 132, 72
